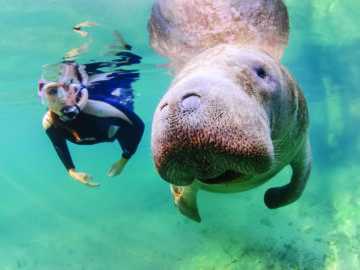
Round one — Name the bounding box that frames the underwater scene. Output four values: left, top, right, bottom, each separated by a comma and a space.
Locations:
0, 0, 359, 269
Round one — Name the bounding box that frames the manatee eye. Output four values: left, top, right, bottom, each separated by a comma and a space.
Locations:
256, 67, 267, 79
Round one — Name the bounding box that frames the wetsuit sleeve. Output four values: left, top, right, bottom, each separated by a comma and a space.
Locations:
104, 98, 145, 160
45, 126, 75, 171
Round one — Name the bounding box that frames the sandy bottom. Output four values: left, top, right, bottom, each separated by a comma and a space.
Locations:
0, 157, 359, 270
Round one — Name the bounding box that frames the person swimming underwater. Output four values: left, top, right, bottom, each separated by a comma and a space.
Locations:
38, 56, 144, 187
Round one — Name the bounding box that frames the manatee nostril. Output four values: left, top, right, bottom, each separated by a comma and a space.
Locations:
181, 93, 201, 111
256, 67, 267, 79
159, 102, 168, 111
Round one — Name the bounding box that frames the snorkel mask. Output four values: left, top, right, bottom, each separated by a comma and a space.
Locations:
38, 63, 89, 121
38, 80, 89, 121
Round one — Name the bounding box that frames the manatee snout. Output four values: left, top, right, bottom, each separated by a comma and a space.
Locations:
151, 79, 274, 186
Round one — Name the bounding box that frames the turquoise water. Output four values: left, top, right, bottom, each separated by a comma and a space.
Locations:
1, 0, 360, 269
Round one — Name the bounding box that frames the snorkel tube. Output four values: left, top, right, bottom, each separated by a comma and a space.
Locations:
59, 84, 88, 121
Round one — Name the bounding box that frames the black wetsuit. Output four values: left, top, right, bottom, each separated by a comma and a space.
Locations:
45, 98, 144, 171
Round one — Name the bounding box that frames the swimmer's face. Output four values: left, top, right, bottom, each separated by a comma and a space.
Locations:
44, 82, 78, 115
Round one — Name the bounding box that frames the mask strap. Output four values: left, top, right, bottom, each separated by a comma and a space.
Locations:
74, 64, 89, 111
76, 87, 88, 111
75, 65, 89, 86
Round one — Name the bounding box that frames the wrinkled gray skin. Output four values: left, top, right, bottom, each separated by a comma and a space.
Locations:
149, 0, 312, 222
148, 0, 289, 68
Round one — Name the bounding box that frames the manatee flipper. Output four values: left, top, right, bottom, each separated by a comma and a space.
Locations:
171, 183, 201, 222
265, 139, 312, 209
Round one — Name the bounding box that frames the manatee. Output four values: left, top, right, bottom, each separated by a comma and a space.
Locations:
148, 0, 312, 222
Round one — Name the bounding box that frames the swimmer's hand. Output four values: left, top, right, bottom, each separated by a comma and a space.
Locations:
108, 157, 128, 177
68, 168, 99, 187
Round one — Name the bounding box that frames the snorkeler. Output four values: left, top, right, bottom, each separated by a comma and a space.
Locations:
39, 50, 144, 187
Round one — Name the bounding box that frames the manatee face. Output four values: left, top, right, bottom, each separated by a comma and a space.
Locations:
151, 45, 303, 188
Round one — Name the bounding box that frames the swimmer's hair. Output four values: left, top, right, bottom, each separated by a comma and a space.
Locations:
39, 82, 45, 91
39, 78, 46, 93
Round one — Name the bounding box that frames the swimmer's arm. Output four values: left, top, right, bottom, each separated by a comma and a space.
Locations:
111, 109, 144, 177
108, 100, 145, 160
107, 118, 142, 178
107, 157, 128, 177
46, 126, 99, 187
82, 99, 144, 177
45, 126, 75, 171
91, 99, 144, 176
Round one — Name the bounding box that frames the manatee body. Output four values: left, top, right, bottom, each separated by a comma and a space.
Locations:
149, 0, 312, 222
151, 44, 311, 222
148, 0, 289, 68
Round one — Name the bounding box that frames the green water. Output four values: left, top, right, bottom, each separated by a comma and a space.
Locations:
0, 0, 359, 269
